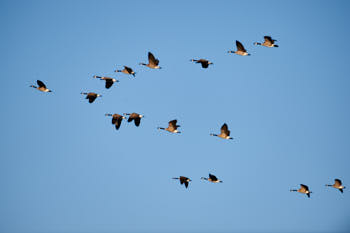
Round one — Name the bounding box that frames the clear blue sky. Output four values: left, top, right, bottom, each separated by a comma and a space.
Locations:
1, 0, 350, 233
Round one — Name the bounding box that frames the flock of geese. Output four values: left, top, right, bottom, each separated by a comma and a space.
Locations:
30, 36, 345, 197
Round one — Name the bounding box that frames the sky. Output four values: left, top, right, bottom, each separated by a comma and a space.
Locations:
1, 0, 350, 233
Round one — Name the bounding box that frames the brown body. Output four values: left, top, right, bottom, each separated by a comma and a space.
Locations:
30, 80, 52, 92
228, 40, 250, 56
254, 36, 279, 47
124, 113, 144, 126
158, 119, 181, 133
105, 113, 126, 130
173, 176, 191, 188
140, 52, 161, 69
93, 76, 118, 89
290, 184, 312, 198
201, 174, 223, 183
190, 59, 213, 68
326, 179, 345, 193
81, 92, 101, 103
210, 123, 233, 140
115, 66, 136, 77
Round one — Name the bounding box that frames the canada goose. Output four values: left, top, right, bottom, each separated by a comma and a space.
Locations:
201, 174, 223, 183
105, 113, 126, 130
93, 75, 119, 89
190, 59, 213, 68
172, 176, 191, 188
115, 66, 136, 77
326, 179, 346, 193
123, 113, 144, 126
254, 36, 279, 47
157, 119, 181, 133
290, 184, 312, 198
30, 80, 52, 92
210, 123, 233, 140
140, 52, 161, 69
81, 92, 102, 103
228, 40, 251, 56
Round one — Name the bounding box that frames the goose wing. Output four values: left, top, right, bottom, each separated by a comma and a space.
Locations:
88, 94, 97, 103
168, 119, 178, 131
236, 40, 247, 52
37, 80, 46, 88
105, 79, 113, 89
335, 179, 342, 186
148, 52, 159, 66
209, 174, 218, 181
221, 123, 230, 136
124, 66, 133, 74
264, 36, 275, 43
134, 117, 141, 127
300, 184, 309, 192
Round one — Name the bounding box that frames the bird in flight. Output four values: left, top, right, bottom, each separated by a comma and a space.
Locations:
30, 80, 52, 93
158, 119, 181, 133
140, 52, 162, 69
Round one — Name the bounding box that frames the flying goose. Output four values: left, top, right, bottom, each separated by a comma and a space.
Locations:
30, 80, 52, 92
93, 76, 119, 89
172, 176, 191, 188
201, 174, 223, 183
326, 179, 346, 193
190, 59, 213, 68
81, 92, 102, 103
105, 113, 126, 130
115, 66, 136, 77
254, 36, 279, 47
228, 40, 251, 56
290, 184, 312, 198
210, 123, 233, 140
123, 113, 144, 126
157, 119, 181, 133
140, 52, 161, 69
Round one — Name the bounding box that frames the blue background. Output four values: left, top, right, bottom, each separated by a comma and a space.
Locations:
1, 0, 350, 232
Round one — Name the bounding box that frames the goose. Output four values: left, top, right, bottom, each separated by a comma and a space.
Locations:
228, 40, 251, 56
190, 59, 213, 68
93, 75, 119, 89
210, 123, 233, 140
140, 52, 161, 69
115, 66, 136, 77
105, 113, 126, 130
290, 184, 312, 198
81, 92, 101, 103
30, 80, 52, 92
123, 113, 144, 126
326, 179, 346, 193
201, 174, 223, 183
172, 176, 191, 188
157, 119, 181, 133
254, 36, 279, 48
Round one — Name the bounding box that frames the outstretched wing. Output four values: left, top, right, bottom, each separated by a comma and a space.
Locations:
115, 118, 122, 130
201, 61, 209, 68
264, 36, 274, 43
168, 120, 177, 130
209, 174, 218, 181
148, 52, 159, 66
335, 179, 342, 186
124, 66, 133, 73
300, 184, 309, 191
236, 40, 247, 52
105, 80, 114, 89
88, 95, 97, 103
221, 123, 230, 136
134, 117, 141, 127
37, 80, 46, 88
